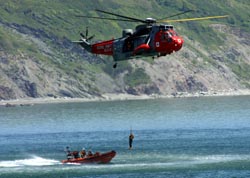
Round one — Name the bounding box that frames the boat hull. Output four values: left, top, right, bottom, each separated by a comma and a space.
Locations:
61, 150, 116, 164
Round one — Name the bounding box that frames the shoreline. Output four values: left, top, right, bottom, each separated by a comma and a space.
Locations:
1, 89, 250, 106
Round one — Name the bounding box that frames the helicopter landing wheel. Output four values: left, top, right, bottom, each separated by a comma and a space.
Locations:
113, 63, 117, 68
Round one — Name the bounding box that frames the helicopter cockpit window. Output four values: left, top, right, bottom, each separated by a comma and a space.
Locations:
167, 32, 172, 38
160, 25, 174, 31
160, 27, 167, 31
169, 31, 177, 36
161, 32, 172, 42
161, 33, 168, 41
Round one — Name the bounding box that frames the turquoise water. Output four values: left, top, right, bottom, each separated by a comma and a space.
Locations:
1, 96, 250, 177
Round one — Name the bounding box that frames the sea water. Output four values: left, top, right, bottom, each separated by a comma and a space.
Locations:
0, 96, 250, 178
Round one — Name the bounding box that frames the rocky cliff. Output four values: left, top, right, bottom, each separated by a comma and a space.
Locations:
0, 1, 249, 100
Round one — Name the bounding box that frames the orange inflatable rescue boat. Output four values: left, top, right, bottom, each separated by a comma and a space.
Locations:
61, 150, 116, 164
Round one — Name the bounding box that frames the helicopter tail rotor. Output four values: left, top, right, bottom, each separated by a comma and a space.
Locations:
72, 27, 93, 52
80, 27, 95, 42
80, 32, 85, 38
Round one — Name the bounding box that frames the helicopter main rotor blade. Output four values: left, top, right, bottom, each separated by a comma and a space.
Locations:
86, 27, 88, 38
95, 9, 145, 23
159, 15, 228, 23
157, 10, 194, 21
76, 15, 139, 22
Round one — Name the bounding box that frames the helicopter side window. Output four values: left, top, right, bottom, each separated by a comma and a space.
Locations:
123, 37, 134, 52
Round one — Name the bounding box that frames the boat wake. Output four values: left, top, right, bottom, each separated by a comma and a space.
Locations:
1, 153, 250, 175
1, 154, 249, 169
110, 153, 250, 170
1, 154, 250, 177
0, 155, 60, 168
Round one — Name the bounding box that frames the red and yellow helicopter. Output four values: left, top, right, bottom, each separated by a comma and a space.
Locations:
74, 9, 227, 68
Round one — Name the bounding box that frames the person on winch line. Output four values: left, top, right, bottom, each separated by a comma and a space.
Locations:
129, 132, 134, 150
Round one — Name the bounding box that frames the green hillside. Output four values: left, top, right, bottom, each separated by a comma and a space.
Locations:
0, 0, 249, 99
1, 0, 248, 42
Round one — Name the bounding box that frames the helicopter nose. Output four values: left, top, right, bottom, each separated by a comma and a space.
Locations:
173, 37, 184, 51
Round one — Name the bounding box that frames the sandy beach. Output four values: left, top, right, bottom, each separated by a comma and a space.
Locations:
1, 89, 250, 107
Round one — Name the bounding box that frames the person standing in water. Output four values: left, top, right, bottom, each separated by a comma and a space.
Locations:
129, 131, 134, 150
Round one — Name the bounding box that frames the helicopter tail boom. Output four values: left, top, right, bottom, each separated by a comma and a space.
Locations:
73, 39, 114, 56
73, 39, 92, 53
91, 39, 114, 56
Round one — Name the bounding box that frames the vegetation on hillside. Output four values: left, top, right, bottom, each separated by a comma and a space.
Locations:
1, 0, 248, 43
124, 68, 151, 87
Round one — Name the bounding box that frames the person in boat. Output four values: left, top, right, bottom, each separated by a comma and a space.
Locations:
87, 150, 93, 157
80, 148, 86, 158
65, 146, 72, 160
129, 132, 134, 150
72, 151, 79, 159
65, 146, 70, 154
